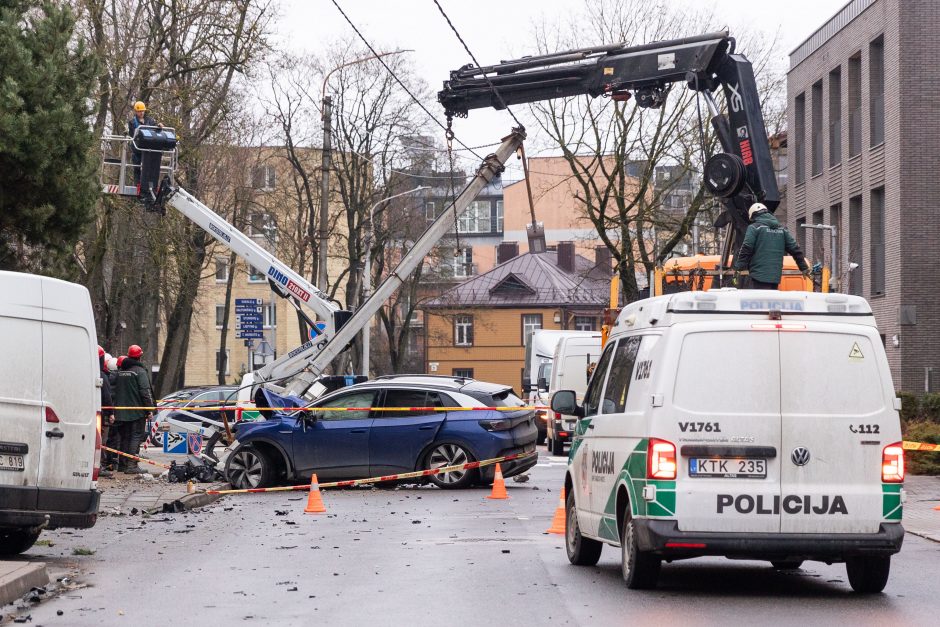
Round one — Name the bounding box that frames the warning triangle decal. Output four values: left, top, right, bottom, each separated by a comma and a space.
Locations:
849, 342, 864, 359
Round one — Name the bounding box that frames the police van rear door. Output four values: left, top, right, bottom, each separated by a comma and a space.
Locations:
778, 324, 896, 533
672, 323, 782, 533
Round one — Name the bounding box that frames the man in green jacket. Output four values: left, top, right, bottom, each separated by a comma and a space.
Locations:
113, 344, 154, 474
734, 203, 811, 289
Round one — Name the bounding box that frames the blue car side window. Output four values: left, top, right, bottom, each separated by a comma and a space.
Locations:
316, 391, 375, 421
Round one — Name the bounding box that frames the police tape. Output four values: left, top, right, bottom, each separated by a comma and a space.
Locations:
101, 445, 172, 470
204, 450, 538, 496
903, 441, 940, 452
103, 405, 551, 412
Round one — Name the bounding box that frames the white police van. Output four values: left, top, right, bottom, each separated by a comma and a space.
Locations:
552, 290, 905, 593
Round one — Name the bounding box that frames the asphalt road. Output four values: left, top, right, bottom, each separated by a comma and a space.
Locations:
10, 451, 940, 625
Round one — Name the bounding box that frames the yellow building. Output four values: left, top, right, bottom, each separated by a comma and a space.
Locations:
421, 242, 610, 391
184, 146, 348, 387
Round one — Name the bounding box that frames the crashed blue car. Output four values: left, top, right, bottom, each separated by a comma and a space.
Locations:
222, 376, 537, 490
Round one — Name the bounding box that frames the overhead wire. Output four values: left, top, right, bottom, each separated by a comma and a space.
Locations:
329, 0, 486, 161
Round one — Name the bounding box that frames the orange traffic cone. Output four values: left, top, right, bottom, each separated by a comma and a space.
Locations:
486, 463, 509, 500
304, 473, 326, 514
546, 487, 566, 534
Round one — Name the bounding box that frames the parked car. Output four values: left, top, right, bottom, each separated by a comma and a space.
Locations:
149, 386, 239, 447
221, 376, 538, 490
0, 272, 101, 555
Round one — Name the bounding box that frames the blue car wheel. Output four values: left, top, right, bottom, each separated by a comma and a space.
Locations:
426, 442, 476, 489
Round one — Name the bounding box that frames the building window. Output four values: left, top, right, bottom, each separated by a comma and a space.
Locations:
811, 80, 823, 176
848, 52, 862, 157
263, 302, 276, 329
796, 217, 806, 255
574, 316, 598, 331
453, 368, 473, 378
496, 201, 504, 232
521, 314, 543, 345
457, 201, 491, 233
454, 315, 473, 347
828, 66, 842, 167
248, 265, 265, 283
848, 195, 863, 296
251, 164, 275, 191
794, 93, 805, 184
425, 201, 436, 225
869, 35, 885, 147
812, 210, 825, 264
249, 212, 277, 242
215, 258, 229, 282
215, 305, 226, 328
870, 187, 885, 296
216, 349, 230, 376
453, 247, 473, 278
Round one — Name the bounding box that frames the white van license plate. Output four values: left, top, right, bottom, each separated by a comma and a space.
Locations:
0, 455, 25, 472
690, 458, 766, 478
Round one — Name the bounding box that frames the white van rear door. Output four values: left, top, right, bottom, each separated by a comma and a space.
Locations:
779, 327, 893, 533
672, 327, 782, 533
38, 283, 97, 491
0, 276, 44, 489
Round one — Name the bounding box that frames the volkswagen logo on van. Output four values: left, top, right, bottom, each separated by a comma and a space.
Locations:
791, 447, 811, 466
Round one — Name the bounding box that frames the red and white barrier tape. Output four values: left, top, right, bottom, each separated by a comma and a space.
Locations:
206, 450, 537, 496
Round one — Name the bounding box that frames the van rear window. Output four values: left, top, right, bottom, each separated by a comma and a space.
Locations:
673, 332, 780, 415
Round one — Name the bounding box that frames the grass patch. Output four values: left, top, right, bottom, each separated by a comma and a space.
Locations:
34, 539, 54, 547
72, 547, 95, 556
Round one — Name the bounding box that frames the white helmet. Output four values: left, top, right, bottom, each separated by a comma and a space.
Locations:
748, 203, 768, 220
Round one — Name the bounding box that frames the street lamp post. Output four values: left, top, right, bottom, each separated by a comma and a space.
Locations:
361, 186, 430, 376
317, 50, 412, 291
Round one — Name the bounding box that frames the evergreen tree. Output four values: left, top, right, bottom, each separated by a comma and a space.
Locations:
0, 0, 98, 273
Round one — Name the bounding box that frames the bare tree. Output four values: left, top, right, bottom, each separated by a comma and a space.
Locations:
529, 0, 784, 302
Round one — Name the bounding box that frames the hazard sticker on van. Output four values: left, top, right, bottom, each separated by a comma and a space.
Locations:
849, 342, 864, 359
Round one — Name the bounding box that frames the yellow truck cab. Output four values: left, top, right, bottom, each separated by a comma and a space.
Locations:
553, 289, 904, 593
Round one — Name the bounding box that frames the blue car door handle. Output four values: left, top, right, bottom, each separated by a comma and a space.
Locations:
349, 429, 368, 434
418, 425, 435, 431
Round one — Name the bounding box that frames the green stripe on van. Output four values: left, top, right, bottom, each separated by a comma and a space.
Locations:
598, 440, 676, 542
882, 483, 902, 520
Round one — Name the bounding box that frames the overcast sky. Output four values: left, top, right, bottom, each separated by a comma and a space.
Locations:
274, 0, 849, 151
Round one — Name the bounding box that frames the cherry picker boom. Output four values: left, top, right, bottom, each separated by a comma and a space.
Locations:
437, 31, 779, 261
99, 125, 525, 401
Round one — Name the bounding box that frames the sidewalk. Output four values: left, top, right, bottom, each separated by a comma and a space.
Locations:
98, 450, 225, 514
903, 474, 940, 542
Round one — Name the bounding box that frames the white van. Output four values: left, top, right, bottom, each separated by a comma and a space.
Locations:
553, 290, 905, 593
523, 330, 593, 445
547, 332, 601, 455
0, 272, 101, 555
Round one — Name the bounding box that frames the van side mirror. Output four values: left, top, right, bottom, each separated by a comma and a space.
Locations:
522, 382, 533, 393
551, 390, 583, 417
537, 377, 548, 392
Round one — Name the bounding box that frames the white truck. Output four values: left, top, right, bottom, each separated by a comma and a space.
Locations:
0, 272, 102, 554
546, 332, 601, 455
552, 290, 905, 593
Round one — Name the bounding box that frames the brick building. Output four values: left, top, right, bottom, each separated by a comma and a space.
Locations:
787, 0, 940, 392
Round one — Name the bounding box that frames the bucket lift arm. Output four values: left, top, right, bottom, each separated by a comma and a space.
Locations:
438, 31, 779, 259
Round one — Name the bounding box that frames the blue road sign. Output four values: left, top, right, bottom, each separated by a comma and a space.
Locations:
237, 331, 264, 339
235, 298, 262, 305
244, 339, 254, 347
237, 313, 263, 321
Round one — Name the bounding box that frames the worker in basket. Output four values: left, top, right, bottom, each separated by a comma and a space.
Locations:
127, 101, 162, 184
734, 203, 811, 290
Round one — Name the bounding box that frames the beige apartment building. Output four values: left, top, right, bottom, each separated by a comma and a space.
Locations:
184, 146, 348, 387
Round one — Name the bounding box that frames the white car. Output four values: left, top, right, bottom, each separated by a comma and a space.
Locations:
555, 290, 905, 593
0, 272, 101, 554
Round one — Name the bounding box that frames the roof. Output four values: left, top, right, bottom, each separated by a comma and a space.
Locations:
421, 251, 611, 309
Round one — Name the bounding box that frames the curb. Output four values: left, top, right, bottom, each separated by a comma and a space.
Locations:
158, 482, 229, 513
906, 529, 940, 544
0, 561, 49, 606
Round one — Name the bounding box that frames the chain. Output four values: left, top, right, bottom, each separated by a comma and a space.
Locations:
445, 114, 461, 256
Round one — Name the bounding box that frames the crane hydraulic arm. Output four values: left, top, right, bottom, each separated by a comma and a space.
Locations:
438, 31, 779, 254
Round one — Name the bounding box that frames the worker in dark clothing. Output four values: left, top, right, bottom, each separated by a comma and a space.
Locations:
112, 345, 154, 474
127, 101, 161, 184
734, 203, 811, 289
98, 347, 115, 478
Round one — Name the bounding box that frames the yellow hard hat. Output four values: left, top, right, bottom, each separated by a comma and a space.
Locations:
133, 101, 147, 112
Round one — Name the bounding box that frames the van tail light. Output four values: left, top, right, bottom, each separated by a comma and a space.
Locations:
751, 323, 806, 331
45, 406, 60, 423
92, 411, 102, 482
882, 442, 904, 483
647, 438, 677, 480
